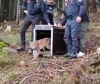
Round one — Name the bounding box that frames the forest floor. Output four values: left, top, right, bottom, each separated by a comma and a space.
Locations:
0, 12, 100, 84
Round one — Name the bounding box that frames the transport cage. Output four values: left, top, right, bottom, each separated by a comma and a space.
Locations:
34, 25, 67, 56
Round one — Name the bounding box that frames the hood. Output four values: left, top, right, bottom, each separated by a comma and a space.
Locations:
43, 0, 55, 5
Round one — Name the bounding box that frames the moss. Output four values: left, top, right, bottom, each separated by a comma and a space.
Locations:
63, 72, 70, 79
96, 77, 100, 83
86, 66, 94, 73
45, 78, 52, 83
0, 42, 7, 49
7, 72, 16, 79
0, 59, 8, 68
0, 50, 9, 56
0, 56, 15, 68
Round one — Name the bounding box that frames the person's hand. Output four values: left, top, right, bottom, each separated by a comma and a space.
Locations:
54, 23, 57, 26
58, 24, 66, 29
24, 10, 28, 15
58, 24, 63, 28
48, 23, 51, 25
76, 16, 81, 23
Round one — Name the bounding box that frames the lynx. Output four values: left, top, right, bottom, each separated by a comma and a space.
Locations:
29, 38, 51, 60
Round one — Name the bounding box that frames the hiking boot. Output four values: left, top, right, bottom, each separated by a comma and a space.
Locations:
68, 53, 77, 59
63, 52, 71, 57
16, 46, 25, 51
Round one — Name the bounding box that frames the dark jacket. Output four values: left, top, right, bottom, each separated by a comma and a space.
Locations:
22, 0, 41, 17
81, 13, 89, 22
41, 1, 57, 25
61, 0, 87, 25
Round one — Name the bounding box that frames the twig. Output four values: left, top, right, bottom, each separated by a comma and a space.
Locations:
93, 37, 100, 52
46, 62, 73, 73
47, 62, 65, 69
19, 75, 31, 84
19, 73, 55, 84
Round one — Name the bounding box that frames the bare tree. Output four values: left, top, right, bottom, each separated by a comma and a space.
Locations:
90, 0, 97, 12
84, 0, 90, 13
0, 0, 1, 22
16, 0, 20, 25
0, 0, 4, 22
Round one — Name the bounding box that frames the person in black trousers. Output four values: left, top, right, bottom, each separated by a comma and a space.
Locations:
17, 0, 42, 51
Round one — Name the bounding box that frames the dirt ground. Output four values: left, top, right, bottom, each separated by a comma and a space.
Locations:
6, 28, 100, 84
0, 12, 100, 84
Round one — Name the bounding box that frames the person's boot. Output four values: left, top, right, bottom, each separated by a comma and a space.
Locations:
68, 53, 77, 59
77, 51, 85, 57
63, 52, 71, 57
16, 45, 25, 51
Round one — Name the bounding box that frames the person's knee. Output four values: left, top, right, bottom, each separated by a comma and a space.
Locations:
71, 32, 78, 40
64, 35, 70, 43
79, 32, 85, 39
20, 29, 26, 34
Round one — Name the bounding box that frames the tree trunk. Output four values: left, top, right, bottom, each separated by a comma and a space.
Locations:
13, 0, 17, 20
16, 0, 20, 25
0, 0, 1, 22
84, 0, 89, 13
90, 0, 97, 12
0, 0, 4, 22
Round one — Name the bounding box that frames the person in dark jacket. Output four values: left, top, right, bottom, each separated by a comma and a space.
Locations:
77, 12, 89, 57
59, 0, 87, 59
41, 0, 58, 26
17, 0, 42, 51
